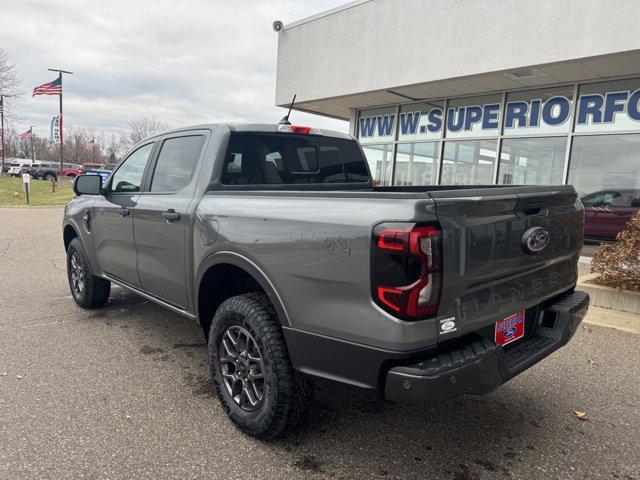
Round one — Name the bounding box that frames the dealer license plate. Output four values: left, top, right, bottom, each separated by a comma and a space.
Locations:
495, 310, 525, 346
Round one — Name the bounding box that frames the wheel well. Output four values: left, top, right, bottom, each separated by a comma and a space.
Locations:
198, 263, 265, 338
63, 225, 78, 251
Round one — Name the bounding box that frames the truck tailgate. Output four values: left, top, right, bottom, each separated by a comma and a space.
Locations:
429, 185, 583, 339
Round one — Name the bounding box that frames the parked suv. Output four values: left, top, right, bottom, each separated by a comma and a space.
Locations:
8, 162, 32, 177
63, 123, 589, 439
30, 163, 61, 181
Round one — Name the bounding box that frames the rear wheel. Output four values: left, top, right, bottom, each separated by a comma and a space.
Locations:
44, 173, 56, 181
208, 293, 309, 439
67, 237, 111, 308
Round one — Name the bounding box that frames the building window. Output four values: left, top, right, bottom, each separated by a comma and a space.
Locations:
441, 139, 497, 185
397, 101, 444, 142
575, 78, 640, 134
568, 134, 640, 197
498, 137, 566, 185
357, 106, 397, 145
503, 85, 574, 136
394, 142, 439, 186
361, 144, 393, 186
445, 94, 502, 139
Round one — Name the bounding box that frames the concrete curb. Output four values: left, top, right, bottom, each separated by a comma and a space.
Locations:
578, 273, 640, 315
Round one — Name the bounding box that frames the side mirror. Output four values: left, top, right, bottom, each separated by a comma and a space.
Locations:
73, 174, 102, 196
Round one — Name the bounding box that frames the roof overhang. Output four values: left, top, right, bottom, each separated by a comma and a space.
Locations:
276, 0, 640, 119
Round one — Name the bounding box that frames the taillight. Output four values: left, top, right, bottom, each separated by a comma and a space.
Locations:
371, 223, 442, 320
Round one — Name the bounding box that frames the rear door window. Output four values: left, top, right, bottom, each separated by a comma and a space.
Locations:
221, 133, 369, 185
149, 136, 204, 192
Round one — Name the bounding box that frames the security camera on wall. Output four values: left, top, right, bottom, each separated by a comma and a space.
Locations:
273, 20, 284, 32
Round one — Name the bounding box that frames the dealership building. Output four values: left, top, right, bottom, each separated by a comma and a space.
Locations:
275, 0, 640, 200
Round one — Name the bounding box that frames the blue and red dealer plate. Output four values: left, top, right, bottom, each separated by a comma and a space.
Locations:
495, 310, 525, 346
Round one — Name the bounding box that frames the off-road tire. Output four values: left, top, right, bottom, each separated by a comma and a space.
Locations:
67, 237, 111, 308
208, 292, 310, 439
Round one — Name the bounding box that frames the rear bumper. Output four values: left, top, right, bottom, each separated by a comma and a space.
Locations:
384, 290, 589, 403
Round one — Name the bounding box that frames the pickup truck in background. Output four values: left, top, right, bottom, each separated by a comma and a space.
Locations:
8, 161, 33, 177
62, 123, 589, 439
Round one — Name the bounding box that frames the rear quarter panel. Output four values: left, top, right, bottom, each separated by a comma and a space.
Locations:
194, 192, 440, 350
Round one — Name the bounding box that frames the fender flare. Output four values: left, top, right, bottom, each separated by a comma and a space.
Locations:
195, 251, 292, 327
63, 219, 102, 276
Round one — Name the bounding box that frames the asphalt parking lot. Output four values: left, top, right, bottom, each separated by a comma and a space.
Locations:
1, 206, 639, 480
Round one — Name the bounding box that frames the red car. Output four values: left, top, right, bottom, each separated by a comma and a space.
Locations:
61, 163, 82, 177
81, 162, 103, 174
582, 189, 640, 241
41, 162, 82, 178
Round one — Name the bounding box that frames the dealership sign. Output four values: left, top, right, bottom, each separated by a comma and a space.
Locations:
358, 89, 640, 142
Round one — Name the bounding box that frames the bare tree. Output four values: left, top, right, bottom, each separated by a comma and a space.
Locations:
0, 48, 25, 120
119, 118, 168, 152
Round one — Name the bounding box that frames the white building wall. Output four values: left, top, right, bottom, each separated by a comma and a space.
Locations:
276, 0, 640, 106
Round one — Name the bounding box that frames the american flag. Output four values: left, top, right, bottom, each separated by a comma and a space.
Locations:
0, 96, 3, 115
19, 128, 33, 140
33, 76, 62, 96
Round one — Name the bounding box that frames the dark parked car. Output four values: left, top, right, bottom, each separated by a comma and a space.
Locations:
582, 189, 640, 241
63, 123, 589, 439
30, 163, 60, 181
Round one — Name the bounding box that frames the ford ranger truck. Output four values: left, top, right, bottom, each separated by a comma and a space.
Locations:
63, 123, 589, 439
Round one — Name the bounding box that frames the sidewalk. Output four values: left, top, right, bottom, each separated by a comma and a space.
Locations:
583, 306, 640, 334
578, 255, 640, 334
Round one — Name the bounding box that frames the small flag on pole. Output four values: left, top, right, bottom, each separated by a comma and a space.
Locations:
33, 77, 62, 96
19, 128, 33, 140
0, 97, 3, 115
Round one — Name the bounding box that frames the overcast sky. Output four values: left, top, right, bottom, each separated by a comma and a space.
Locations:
1, 0, 348, 139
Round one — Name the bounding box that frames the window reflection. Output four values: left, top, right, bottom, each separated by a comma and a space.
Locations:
394, 142, 438, 186
498, 137, 566, 185
441, 140, 497, 185
361, 144, 393, 186
570, 134, 640, 240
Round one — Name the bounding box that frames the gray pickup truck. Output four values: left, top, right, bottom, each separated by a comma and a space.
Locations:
63, 123, 589, 438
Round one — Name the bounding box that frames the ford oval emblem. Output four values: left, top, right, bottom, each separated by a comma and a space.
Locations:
441, 320, 456, 332
522, 227, 550, 254
504, 326, 517, 338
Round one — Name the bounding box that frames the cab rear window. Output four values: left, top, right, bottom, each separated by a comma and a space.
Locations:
221, 133, 369, 185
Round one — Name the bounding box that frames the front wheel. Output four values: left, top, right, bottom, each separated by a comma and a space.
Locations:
67, 237, 111, 308
208, 293, 310, 439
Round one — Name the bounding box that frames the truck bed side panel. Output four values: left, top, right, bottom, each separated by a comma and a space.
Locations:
195, 192, 439, 350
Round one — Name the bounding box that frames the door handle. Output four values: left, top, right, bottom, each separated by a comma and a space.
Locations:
162, 209, 181, 222
119, 207, 131, 217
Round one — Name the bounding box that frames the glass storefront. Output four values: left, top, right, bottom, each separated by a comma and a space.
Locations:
361, 144, 393, 186
498, 137, 566, 185
394, 142, 438, 186
355, 77, 640, 198
441, 140, 496, 185
568, 134, 640, 196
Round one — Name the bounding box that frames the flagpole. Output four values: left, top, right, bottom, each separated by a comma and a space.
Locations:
1, 95, 4, 175
30, 126, 35, 162
47, 68, 73, 177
